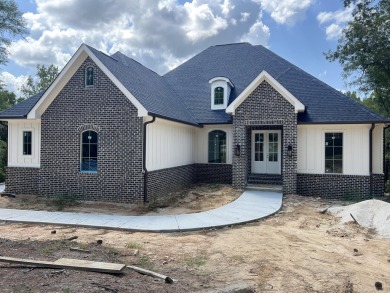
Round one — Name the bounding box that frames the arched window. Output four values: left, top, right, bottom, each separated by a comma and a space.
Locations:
85, 66, 94, 86
208, 130, 226, 163
81, 130, 98, 172
214, 87, 224, 105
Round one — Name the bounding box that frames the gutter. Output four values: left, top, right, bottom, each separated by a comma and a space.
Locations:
143, 116, 156, 203
369, 123, 375, 198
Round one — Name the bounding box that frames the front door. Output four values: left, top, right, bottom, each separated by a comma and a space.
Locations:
251, 130, 281, 174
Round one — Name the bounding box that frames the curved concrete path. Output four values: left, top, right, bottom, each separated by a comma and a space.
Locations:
0, 189, 282, 232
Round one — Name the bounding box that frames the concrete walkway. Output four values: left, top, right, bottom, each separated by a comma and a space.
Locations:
0, 189, 282, 232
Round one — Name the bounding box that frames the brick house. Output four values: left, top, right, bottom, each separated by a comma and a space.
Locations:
0, 43, 388, 203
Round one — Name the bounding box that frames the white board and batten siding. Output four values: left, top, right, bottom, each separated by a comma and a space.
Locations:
8, 120, 41, 168
194, 124, 233, 164
145, 118, 195, 171
297, 124, 384, 176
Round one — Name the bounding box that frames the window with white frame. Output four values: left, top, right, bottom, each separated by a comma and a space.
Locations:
325, 132, 343, 173
23, 131, 32, 155
81, 130, 98, 172
208, 130, 226, 163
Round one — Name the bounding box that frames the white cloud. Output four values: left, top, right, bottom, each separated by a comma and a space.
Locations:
317, 6, 353, 40
0, 72, 28, 97
7, 0, 271, 76
256, 0, 314, 26
241, 20, 270, 45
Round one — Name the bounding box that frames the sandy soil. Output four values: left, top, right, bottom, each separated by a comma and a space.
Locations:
0, 194, 389, 292
0, 184, 241, 215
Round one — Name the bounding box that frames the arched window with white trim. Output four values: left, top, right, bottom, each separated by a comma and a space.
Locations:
81, 130, 98, 172
208, 130, 226, 163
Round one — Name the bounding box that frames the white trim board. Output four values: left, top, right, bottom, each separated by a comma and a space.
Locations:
226, 70, 305, 115
27, 44, 148, 120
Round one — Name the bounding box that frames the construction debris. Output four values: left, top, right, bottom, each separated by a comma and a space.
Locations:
126, 265, 175, 283
70, 247, 91, 253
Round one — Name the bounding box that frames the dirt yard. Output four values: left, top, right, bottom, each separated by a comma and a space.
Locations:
0, 188, 389, 292
0, 184, 241, 215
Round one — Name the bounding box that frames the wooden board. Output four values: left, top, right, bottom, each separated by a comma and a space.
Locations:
0, 257, 125, 274
55, 258, 125, 273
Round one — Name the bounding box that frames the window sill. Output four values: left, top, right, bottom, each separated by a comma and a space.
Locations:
80, 171, 98, 174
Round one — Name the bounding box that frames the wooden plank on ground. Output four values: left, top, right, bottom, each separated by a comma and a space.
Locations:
54, 258, 125, 273
0, 257, 125, 274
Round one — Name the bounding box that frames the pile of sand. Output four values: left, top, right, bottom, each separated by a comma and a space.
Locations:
329, 199, 390, 238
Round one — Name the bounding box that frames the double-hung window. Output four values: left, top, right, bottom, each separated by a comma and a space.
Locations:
325, 132, 343, 173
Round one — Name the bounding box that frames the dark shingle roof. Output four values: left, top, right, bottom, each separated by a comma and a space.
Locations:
0, 91, 44, 118
88, 46, 198, 126
164, 42, 388, 124
0, 43, 387, 124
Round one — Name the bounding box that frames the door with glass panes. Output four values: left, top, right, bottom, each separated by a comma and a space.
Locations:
251, 130, 281, 174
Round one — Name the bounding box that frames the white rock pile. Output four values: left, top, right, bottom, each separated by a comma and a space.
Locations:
329, 199, 390, 238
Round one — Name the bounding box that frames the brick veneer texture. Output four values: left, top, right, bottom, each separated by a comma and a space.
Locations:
146, 164, 196, 202
232, 81, 297, 194
5, 167, 39, 194
297, 173, 384, 199
39, 57, 144, 203
195, 163, 232, 184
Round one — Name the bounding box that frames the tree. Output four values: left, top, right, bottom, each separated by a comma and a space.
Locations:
0, 0, 27, 66
326, 0, 390, 117
20, 64, 59, 98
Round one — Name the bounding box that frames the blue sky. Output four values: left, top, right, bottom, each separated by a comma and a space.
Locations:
1, 0, 353, 97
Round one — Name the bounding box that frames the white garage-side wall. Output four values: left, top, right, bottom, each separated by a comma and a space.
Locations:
194, 124, 233, 164
297, 124, 384, 176
8, 119, 41, 168
145, 117, 195, 171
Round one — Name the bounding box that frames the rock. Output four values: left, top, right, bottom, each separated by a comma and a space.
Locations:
375, 281, 383, 290
51, 230, 56, 234
96, 239, 103, 245
163, 261, 168, 265
133, 249, 139, 256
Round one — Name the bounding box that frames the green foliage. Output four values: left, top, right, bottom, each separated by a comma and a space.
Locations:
326, 0, 390, 117
20, 64, 59, 98
0, 0, 27, 66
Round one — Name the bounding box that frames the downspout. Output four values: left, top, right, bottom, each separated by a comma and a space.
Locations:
143, 116, 156, 203
369, 123, 375, 198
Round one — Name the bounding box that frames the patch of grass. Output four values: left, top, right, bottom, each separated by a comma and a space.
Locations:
126, 241, 144, 250
78, 242, 89, 250
136, 255, 154, 270
184, 255, 207, 268
105, 246, 120, 255
42, 241, 68, 255
48, 195, 80, 211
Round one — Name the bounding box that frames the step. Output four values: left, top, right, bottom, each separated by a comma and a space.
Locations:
246, 184, 283, 192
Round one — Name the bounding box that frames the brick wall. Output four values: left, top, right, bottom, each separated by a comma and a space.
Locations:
147, 164, 196, 202
232, 81, 297, 194
39, 57, 144, 203
5, 167, 39, 194
195, 163, 232, 184
297, 173, 385, 199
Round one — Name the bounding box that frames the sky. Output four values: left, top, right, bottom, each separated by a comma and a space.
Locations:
0, 0, 353, 97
